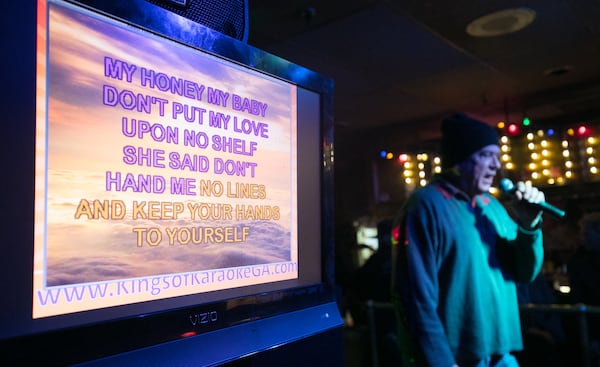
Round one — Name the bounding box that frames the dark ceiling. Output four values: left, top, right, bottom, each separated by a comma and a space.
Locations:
246, 0, 600, 145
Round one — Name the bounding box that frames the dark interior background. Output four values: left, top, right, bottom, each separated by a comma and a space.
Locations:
246, 0, 600, 224
246, 6, 600, 365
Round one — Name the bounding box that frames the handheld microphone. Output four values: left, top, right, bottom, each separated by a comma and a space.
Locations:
499, 178, 566, 219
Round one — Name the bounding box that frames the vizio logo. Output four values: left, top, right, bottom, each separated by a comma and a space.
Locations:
189, 310, 218, 326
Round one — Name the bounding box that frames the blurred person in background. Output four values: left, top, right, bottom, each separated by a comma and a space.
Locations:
568, 212, 600, 366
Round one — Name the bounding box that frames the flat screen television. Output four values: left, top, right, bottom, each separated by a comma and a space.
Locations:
0, 1, 340, 365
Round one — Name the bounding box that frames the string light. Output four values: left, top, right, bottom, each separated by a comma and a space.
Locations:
507, 123, 519, 135
383, 121, 599, 192
585, 133, 599, 178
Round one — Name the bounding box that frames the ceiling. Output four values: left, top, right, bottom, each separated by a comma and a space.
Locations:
246, 0, 600, 146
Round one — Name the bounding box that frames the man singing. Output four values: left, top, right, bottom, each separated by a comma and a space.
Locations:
392, 113, 546, 367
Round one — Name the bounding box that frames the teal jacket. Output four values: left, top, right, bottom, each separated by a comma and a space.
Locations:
393, 175, 544, 367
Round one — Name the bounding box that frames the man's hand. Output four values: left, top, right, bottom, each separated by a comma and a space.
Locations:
509, 181, 544, 229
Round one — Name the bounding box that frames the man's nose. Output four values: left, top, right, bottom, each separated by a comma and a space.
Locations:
492, 155, 501, 168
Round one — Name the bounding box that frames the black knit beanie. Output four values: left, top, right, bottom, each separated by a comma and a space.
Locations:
440, 113, 499, 168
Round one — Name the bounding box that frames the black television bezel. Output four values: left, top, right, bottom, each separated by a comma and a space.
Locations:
0, 0, 337, 365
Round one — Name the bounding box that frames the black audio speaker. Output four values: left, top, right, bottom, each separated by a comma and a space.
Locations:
145, 0, 248, 42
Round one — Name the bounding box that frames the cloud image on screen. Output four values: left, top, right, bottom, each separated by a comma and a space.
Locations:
46, 217, 291, 286
40, 4, 298, 289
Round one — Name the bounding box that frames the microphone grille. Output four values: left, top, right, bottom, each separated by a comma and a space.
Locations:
499, 178, 515, 194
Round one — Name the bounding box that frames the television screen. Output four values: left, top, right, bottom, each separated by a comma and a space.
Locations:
1, 0, 339, 365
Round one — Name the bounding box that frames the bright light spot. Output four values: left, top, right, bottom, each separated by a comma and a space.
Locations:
559, 285, 571, 294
